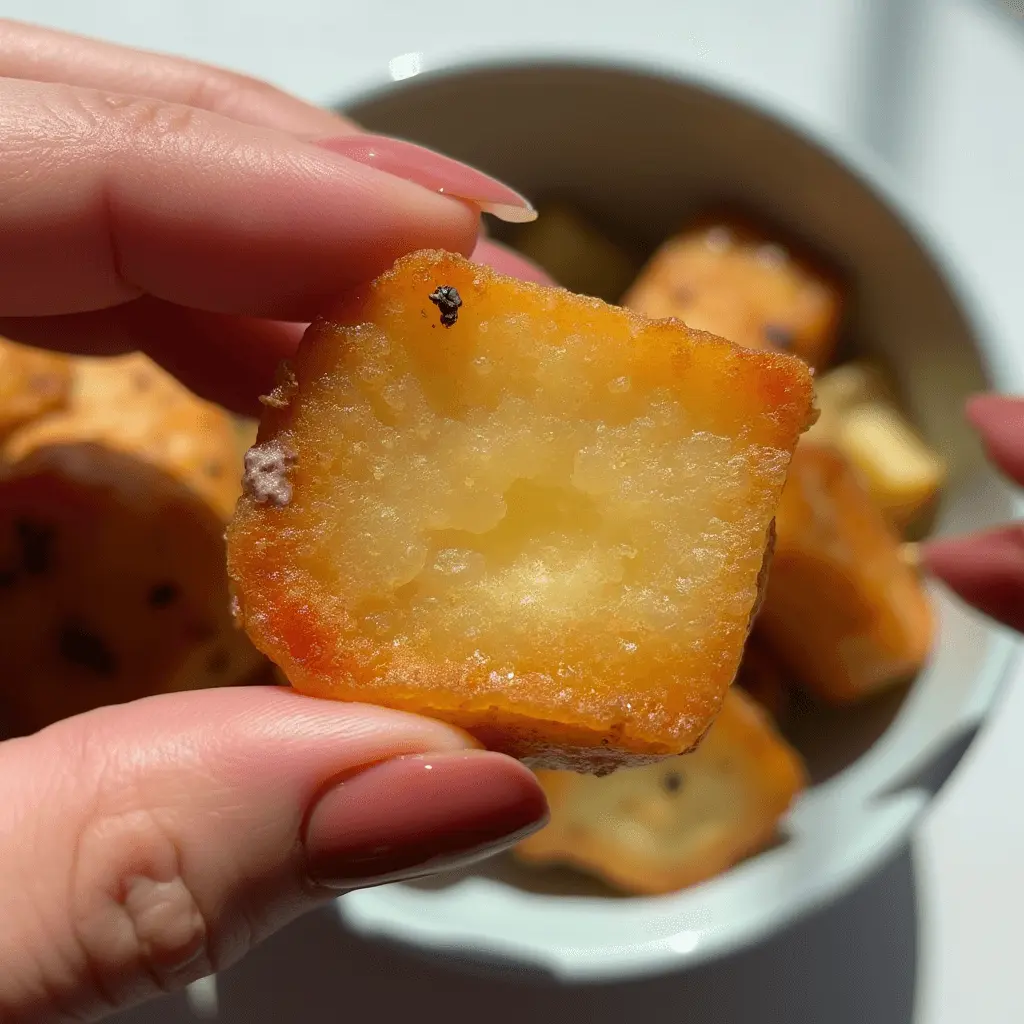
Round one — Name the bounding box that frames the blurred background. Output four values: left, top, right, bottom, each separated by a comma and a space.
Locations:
2, 0, 1022, 1021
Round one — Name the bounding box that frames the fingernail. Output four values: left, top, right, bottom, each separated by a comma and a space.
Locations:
313, 135, 537, 224
966, 393, 1024, 429
304, 750, 548, 889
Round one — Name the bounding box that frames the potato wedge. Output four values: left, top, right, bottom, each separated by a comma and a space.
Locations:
2, 352, 243, 520
514, 688, 806, 893
227, 250, 815, 772
757, 443, 935, 704
0, 446, 265, 734
807, 362, 946, 527
623, 215, 842, 369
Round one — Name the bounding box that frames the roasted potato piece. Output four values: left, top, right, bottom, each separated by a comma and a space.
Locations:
622, 216, 842, 369
507, 204, 639, 301
514, 688, 806, 894
228, 250, 815, 773
0, 446, 265, 734
807, 362, 946, 527
0, 338, 71, 437
758, 444, 935, 705
2, 353, 242, 520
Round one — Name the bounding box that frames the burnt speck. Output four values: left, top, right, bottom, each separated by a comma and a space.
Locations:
763, 323, 795, 350
148, 582, 179, 608
58, 621, 118, 677
243, 439, 298, 506
16, 519, 55, 575
205, 461, 224, 479
206, 647, 230, 674
428, 285, 462, 327
662, 771, 684, 794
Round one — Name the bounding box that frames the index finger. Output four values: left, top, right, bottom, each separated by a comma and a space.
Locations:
0, 17, 356, 136
0, 78, 482, 319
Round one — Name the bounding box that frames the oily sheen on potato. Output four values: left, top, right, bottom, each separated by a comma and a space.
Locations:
227, 250, 815, 772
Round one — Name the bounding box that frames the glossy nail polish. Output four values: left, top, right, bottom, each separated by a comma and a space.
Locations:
314, 135, 537, 224
304, 749, 548, 889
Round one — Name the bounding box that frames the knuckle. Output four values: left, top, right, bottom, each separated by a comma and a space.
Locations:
185, 68, 273, 118
79, 89, 203, 144
70, 807, 212, 998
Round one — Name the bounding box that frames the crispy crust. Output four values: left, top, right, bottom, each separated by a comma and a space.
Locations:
514, 688, 807, 893
228, 250, 816, 772
622, 212, 843, 370
2, 353, 242, 520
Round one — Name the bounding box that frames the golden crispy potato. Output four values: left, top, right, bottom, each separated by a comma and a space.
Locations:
0, 446, 265, 734
807, 362, 946, 527
758, 444, 935, 705
623, 215, 842, 369
0, 338, 72, 437
514, 688, 806, 894
2, 353, 242, 520
507, 203, 640, 301
227, 250, 815, 772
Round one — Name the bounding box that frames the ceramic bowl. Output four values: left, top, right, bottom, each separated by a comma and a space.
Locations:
330, 59, 1022, 980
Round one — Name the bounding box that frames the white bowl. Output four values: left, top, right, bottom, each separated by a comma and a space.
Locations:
332, 59, 1023, 981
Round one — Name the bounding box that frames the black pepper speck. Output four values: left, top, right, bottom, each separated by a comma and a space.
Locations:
428, 285, 462, 327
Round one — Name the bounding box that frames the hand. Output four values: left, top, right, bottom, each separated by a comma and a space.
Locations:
0, 20, 548, 1023
923, 394, 1024, 633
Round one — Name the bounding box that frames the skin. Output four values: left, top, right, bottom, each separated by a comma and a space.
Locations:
0, 21, 550, 1024
0, 18, 1013, 1024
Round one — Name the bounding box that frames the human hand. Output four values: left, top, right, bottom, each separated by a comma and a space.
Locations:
923, 394, 1024, 633
0, 20, 548, 1023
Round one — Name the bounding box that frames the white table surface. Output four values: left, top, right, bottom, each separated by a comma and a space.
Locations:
3, 0, 1023, 1020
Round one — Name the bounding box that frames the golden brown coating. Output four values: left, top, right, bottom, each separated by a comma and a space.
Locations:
2, 353, 242, 520
514, 688, 806, 894
807, 362, 947, 528
622, 216, 843, 369
0, 338, 72, 437
757, 443, 935, 705
227, 249, 815, 772
0, 446, 265, 735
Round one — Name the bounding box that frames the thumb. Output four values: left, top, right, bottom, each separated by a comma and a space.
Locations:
0, 686, 547, 1022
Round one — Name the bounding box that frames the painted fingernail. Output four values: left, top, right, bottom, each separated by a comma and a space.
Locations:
304, 750, 548, 889
314, 135, 537, 223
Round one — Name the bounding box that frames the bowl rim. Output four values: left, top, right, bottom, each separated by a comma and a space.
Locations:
335, 52, 1024, 979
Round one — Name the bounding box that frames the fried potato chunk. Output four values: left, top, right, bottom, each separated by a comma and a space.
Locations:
2, 353, 243, 520
622, 216, 842, 369
758, 444, 935, 705
807, 362, 947, 528
0, 338, 72, 437
0, 446, 265, 734
514, 688, 806, 893
228, 250, 815, 772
